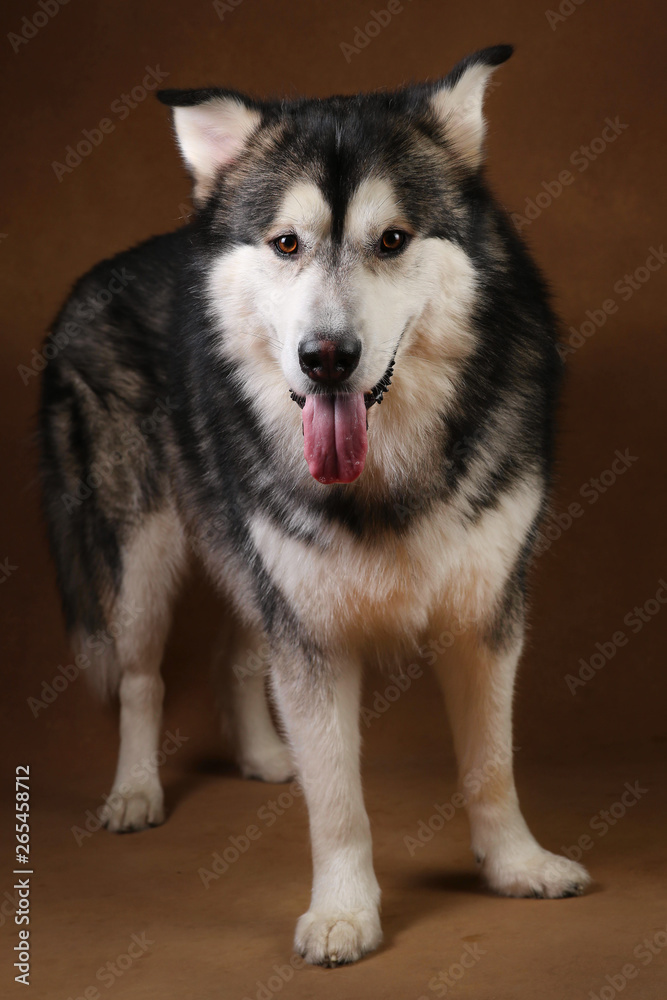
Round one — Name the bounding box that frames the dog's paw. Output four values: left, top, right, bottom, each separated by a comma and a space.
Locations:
100, 784, 165, 833
240, 742, 294, 783
482, 846, 591, 899
294, 907, 382, 966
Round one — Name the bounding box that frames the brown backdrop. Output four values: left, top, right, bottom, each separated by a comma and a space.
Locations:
1, 1, 666, 997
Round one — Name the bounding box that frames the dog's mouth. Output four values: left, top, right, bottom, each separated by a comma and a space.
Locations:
289, 354, 396, 486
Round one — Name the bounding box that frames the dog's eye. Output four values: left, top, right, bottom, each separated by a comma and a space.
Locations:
379, 230, 407, 254
274, 234, 299, 255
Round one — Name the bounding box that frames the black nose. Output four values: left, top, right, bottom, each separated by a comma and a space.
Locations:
298, 336, 361, 385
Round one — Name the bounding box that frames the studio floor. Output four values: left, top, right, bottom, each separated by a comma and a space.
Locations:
11, 741, 667, 999
3, 583, 666, 999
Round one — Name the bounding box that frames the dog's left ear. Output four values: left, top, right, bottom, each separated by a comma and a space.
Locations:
157, 88, 263, 204
428, 44, 513, 170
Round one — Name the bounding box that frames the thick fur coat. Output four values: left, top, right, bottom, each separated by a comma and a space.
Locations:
39, 45, 590, 965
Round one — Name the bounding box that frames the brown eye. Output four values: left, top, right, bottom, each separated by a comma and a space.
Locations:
275, 234, 299, 255
380, 229, 407, 253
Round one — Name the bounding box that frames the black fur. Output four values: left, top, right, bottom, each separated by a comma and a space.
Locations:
40, 46, 561, 651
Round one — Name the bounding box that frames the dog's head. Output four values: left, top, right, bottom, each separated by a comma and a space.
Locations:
159, 45, 512, 485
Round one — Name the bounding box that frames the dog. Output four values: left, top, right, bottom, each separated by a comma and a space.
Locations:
39, 44, 590, 965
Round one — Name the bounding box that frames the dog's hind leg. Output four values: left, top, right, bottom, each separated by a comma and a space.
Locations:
89, 506, 187, 832
213, 622, 293, 783
432, 625, 591, 898
270, 648, 382, 966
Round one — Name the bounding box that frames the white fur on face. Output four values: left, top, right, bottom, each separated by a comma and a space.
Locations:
207, 175, 478, 459
268, 180, 332, 243
207, 180, 334, 394
343, 177, 410, 242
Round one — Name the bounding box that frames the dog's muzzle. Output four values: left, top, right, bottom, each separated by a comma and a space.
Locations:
288, 351, 396, 410
288, 351, 398, 486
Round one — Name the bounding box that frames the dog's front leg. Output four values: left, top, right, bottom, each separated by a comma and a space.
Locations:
270, 648, 381, 966
434, 627, 591, 898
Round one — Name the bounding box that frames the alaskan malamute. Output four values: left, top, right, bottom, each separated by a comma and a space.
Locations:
39, 45, 590, 965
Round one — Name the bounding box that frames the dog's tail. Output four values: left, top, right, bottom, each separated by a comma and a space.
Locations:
38, 257, 186, 697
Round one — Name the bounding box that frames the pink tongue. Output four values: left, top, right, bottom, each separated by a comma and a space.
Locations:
302, 393, 368, 484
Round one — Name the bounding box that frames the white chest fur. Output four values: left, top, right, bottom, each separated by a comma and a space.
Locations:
248, 473, 542, 648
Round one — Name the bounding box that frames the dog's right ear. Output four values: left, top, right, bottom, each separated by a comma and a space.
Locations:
427, 45, 513, 171
157, 89, 262, 204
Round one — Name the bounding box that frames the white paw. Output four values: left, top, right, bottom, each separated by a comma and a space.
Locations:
101, 783, 165, 833
295, 907, 382, 966
240, 742, 294, 783
482, 845, 591, 899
